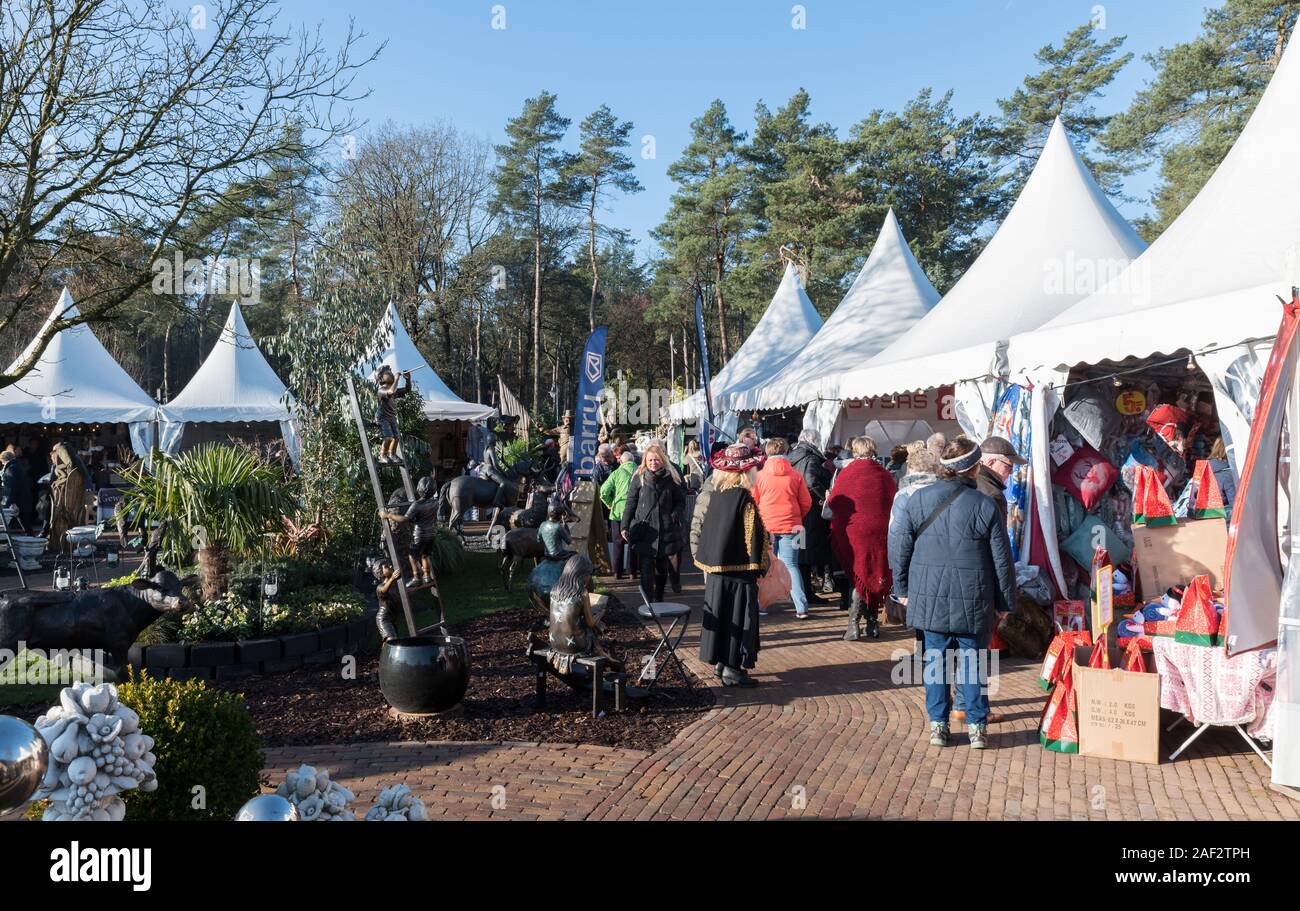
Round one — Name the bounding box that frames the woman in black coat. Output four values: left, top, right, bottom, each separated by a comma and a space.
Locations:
888, 437, 1015, 751
789, 431, 832, 590
621, 443, 685, 601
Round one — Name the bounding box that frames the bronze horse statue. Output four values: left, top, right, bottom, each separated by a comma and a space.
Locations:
438, 455, 547, 535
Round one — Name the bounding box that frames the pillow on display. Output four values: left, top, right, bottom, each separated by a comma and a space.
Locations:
1061, 514, 1132, 571
1052, 444, 1119, 511
1062, 392, 1119, 452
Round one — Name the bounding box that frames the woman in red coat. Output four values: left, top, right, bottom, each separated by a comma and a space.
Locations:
828, 436, 897, 640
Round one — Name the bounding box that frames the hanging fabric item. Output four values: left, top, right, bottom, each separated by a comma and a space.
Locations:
1187, 460, 1227, 519
1146, 403, 1191, 454
990, 383, 1033, 561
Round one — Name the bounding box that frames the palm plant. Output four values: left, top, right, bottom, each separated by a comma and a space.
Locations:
120, 444, 297, 602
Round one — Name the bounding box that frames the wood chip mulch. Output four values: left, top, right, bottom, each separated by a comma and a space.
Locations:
214, 595, 715, 752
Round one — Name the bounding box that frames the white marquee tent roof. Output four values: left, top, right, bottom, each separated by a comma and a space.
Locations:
0, 288, 159, 426
822, 118, 1147, 400
160, 301, 292, 424
356, 302, 494, 422
669, 263, 823, 422
728, 209, 938, 411
1005, 29, 1300, 375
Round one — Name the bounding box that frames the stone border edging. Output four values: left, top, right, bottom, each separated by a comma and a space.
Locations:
127, 609, 378, 681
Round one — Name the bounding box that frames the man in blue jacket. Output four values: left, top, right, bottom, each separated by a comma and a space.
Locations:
889, 437, 1016, 750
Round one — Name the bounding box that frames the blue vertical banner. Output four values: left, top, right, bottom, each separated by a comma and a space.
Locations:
694, 289, 715, 455
572, 325, 608, 480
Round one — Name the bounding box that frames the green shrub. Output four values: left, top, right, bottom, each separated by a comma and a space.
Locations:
177, 583, 366, 642
116, 671, 264, 821
428, 526, 465, 576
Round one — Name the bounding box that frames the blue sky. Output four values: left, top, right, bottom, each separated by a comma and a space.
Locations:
276, 0, 1212, 258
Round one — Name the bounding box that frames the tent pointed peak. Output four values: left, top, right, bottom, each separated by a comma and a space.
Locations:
222, 299, 251, 340
725, 211, 937, 412
860, 107, 1143, 373
55, 287, 78, 321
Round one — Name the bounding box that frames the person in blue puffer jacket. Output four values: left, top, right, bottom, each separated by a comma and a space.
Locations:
888, 436, 1016, 751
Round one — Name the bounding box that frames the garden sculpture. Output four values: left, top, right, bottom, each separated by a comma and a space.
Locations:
0, 570, 196, 679
545, 554, 617, 675
364, 783, 428, 821
378, 475, 440, 590
375, 365, 412, 466
274, 763, 357, 821
269, 764, 429, 821
437, 448, 530, 535
0, 715, 48, 813
32, 682, 158, 821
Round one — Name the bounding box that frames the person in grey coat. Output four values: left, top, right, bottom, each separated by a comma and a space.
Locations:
889, 437, 1015, 751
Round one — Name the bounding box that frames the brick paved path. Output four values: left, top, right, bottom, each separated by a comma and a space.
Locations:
262, 568, 1299, 821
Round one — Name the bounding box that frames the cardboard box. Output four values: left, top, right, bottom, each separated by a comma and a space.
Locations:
1130, 518, 1228, 599
1072, 646, 1162, 764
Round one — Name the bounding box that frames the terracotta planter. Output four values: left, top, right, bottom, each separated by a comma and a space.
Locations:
378, 635, 470, 714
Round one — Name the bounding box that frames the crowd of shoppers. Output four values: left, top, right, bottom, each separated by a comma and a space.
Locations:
588, 421, 1020, 752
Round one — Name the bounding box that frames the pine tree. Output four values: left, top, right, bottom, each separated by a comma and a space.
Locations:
1104, 0, 1298, 238
735, 89, 855, 316
493, 92, 580, 409
992, 22, 1133, 195
569, 105, 643, 332
846, 89, 1002, 292
653, 100, 751, 361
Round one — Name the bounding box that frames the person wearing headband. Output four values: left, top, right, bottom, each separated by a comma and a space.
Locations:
887, 436, 1015, 751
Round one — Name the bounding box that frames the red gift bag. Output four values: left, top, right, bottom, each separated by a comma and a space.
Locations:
1087, 638, 1111, 669
1189, 460, 1227, 520
1122, 638, 1151, 673
1039, 659, 1081, 754
1174, 573, 1221, 646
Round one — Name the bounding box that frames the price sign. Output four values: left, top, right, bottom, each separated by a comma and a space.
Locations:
1093, 564, 1114, 635
1116, 389, 1147, 415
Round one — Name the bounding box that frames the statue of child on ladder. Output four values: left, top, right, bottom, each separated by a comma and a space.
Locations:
375, 365, 412, 465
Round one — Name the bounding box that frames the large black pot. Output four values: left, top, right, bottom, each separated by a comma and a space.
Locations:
378, 635, 470, 714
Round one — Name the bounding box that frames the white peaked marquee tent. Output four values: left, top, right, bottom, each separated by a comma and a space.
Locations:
0, 288, 159, 457
669, 263, 823, 423
821, 118, 1147, 427
356, 302, 494, 422
728, 209, 939, 414
158, 301, 301, 465
1006, 26, 1300, 476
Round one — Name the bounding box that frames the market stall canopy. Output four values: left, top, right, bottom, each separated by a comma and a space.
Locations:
822, 118, 1146, 401
0, 288, 158, 456
160, 301, 293, 424
726, 209, 939, 412
158, 301, 300, 463
356, 302, 494, 422
668, 263, 823, 422
1005, 28, 1300, 375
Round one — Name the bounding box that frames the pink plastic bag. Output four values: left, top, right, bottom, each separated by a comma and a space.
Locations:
757, 542, 792, 610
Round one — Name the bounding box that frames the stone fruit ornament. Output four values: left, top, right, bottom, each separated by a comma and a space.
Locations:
33, 682, 157, 821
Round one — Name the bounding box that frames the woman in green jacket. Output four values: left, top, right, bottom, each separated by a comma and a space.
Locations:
600, 451, 637, 578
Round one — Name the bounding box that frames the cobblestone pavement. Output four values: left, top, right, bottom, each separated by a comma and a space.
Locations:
260, 569, 1299, 822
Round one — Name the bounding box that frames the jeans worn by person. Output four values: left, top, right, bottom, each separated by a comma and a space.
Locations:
921, 631, 988, 726
772, 532, 809, 616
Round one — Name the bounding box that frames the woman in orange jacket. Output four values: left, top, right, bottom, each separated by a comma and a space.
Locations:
751, 438, 813, 618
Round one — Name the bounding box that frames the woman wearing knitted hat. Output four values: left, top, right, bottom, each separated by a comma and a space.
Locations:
694, 443, 769, 687
888, 437, 1015, 750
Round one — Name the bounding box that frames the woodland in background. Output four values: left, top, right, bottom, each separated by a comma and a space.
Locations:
1, 0, 1296, 430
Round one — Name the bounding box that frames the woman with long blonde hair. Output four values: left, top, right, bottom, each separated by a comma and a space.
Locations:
621, 442, 686, 599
